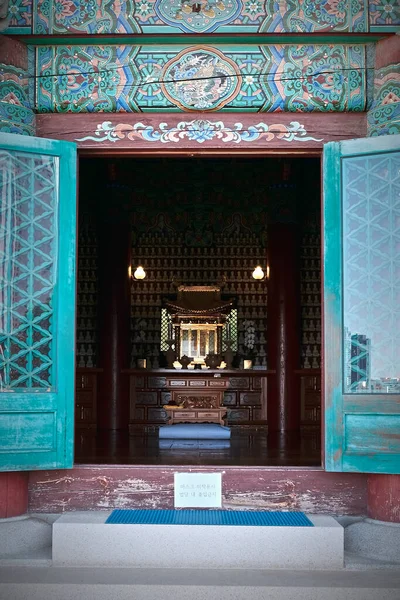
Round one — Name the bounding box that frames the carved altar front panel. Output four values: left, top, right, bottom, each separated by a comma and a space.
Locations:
127, 370, 319, 430
127, 370, 269, 431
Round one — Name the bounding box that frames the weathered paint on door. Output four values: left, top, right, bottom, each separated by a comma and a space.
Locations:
324, 134, 400, 474
0, 133, 77, 471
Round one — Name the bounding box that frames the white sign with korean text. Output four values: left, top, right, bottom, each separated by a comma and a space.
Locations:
174, 472, 222, 508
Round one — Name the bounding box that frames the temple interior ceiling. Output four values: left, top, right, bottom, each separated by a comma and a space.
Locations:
35, 44, 367, 112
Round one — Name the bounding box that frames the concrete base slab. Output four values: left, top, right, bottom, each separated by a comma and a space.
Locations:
52, 511, 344, 570
0, 547, 52, 567
1, 566, 400, 600
345, 518, 400, 564
345, 551, 400, 571
0, 516, 52, 558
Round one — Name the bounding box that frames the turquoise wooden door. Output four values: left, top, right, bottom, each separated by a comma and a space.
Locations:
0, 133, 77, 471
324, 134, 400, 474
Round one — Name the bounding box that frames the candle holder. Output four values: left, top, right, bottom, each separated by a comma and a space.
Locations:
179, 355, 193, 369
205, 353, 222, 370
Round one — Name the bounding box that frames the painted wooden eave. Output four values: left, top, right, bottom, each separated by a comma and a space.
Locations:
12, 32, 392, 46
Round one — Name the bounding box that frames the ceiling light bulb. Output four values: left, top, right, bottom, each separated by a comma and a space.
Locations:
252, 266, 264, 280
134, 265, 146, 280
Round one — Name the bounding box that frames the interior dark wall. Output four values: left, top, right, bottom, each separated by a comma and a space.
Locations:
77, 157, 321, 373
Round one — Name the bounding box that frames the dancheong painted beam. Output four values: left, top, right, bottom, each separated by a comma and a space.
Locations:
36, 112, 367, 152
5, 0, 400, 36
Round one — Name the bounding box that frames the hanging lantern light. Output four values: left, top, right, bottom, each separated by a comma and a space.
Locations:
252, 265, 265, 280
133, 265, 146, 280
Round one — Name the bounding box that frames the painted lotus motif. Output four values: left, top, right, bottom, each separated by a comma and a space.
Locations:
155, 0, 241, 33
75, 119, 324, 144
161, 47, 241, 111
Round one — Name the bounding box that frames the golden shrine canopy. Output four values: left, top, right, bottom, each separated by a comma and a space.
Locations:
165, 285, 233, 318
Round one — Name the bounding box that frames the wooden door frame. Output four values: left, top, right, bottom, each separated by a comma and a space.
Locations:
41, 110, 367, 468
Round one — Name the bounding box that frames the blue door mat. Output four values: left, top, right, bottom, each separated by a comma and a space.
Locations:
106, 509, 313, 527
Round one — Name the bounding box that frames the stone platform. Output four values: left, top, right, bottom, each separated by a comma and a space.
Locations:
52, 511, 344, 570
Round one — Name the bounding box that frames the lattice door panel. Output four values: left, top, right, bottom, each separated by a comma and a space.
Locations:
0, 134, 77, 471
0, 150, 58, 390
324, 133, 400, 474
343, 152, 400, 393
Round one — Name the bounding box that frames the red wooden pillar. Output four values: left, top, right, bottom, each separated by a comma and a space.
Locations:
267, 223, 301, 432
364, 37, 400, 525
368, 475, 400, 523
0, 36, 31, 521
97, 212, 131, 431
0, 473, 28, 518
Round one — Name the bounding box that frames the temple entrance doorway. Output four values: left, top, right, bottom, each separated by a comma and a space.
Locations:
74, 155, 322, 467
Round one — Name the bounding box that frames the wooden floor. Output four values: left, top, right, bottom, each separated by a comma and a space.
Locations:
74, 429, 321, 467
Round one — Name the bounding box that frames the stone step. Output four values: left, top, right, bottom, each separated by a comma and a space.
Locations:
2, 565, 400, 600
52, 511, 344, 570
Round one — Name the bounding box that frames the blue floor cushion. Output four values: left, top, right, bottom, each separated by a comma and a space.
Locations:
159, 423, 231, 439
159, 439, 231, 449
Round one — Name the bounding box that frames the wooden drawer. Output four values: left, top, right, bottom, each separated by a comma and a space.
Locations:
136, 391, 158, 405
148, 377, 167, 388
189, 380, 206, 387
169, 380, 187, 387
174, 411, 196, 418
239, 392, 261, 406
208, 380, 227, 388
196, 411, 220, 418
173, 390, 223, 405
